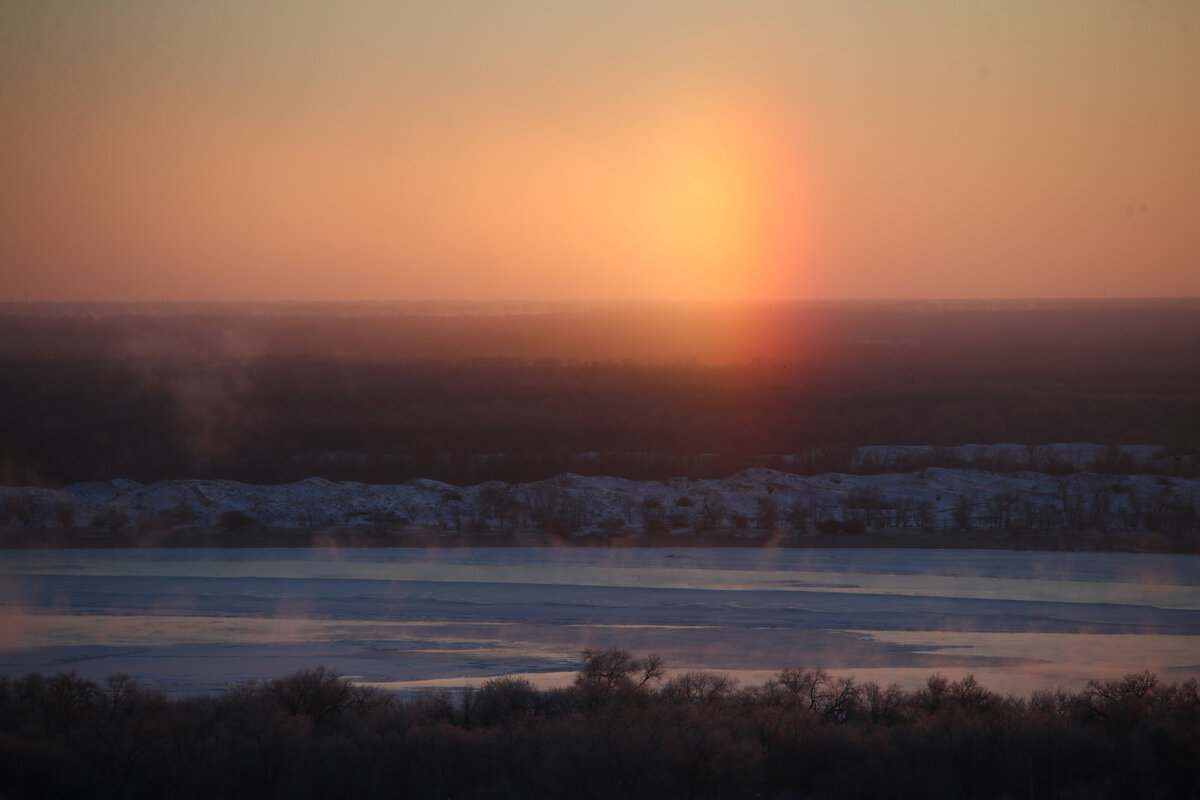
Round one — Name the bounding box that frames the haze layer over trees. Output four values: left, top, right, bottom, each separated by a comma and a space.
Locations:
2, 300, 1197, 488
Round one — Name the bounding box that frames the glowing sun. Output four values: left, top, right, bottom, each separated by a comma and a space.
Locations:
625, 93, 812, 301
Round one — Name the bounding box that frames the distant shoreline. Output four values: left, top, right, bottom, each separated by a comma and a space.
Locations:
0, 525, 1184, 553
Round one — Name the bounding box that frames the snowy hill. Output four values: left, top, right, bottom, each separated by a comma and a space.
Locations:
2, 453, 1197, 538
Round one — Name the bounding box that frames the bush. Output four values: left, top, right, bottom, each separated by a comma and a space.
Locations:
2, 661, 1198, 800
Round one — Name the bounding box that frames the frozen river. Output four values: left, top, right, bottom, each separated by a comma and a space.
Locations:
2, 547, 1198, 696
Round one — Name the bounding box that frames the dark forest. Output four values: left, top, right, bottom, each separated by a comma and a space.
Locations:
2, 300, 1198, 488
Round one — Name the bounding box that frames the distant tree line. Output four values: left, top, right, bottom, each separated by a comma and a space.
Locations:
2, 302, 1199, 487
2, 653, 1198, 799
2, 356, 1198, 488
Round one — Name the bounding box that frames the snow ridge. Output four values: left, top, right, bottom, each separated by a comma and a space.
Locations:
3, 463, 1197, 536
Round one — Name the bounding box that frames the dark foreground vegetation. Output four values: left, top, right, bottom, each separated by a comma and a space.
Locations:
3, 651, 1198, 799
2, 299, 1199, 487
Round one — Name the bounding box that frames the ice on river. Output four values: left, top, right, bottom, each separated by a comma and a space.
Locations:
2, 547, 1198, 696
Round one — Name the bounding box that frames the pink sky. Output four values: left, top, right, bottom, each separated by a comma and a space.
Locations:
2, 1, 1198, 302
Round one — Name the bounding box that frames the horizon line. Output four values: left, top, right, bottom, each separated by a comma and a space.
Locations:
3, 296, 1199, 307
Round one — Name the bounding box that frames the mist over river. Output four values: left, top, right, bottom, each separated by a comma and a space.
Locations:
2, 547, 1198, 696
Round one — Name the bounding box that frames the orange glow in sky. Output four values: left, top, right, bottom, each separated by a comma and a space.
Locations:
622, 91, 814, 301
1, 1, 1197, 302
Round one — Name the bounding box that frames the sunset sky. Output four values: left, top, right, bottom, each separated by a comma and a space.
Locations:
2, 1, 1197, 302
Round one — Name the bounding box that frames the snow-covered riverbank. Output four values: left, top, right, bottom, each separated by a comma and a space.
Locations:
3, 464, 1197, 539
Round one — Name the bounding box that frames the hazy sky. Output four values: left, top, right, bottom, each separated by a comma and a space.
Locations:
2, 1, 1197, 302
